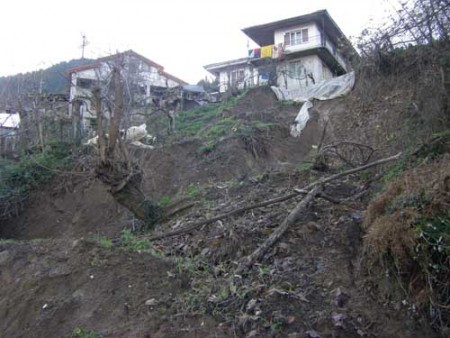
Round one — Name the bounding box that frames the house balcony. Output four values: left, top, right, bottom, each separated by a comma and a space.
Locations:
248, 33, 348, 74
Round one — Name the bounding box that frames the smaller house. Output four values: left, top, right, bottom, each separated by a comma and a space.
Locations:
68, 50, 187, 135
205, 10, 355, 93
0, 111, 20, 154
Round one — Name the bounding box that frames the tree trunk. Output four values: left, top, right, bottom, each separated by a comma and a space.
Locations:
111, 172, 162, 227
17, 101, 30, 154
93, 57, 162, 228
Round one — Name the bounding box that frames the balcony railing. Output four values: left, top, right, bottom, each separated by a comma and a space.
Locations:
247, 33, 347, 70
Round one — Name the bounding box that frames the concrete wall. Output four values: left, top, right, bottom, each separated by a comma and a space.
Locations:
276, 54, 332, 89
274, 22, 321, 53
69, 55, 184, 134
274, 22, 348, 71
217, 64, 257, 92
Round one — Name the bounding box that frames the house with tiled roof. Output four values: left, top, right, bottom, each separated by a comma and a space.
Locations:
68, 50, 187, 134
205, 10, 355, 93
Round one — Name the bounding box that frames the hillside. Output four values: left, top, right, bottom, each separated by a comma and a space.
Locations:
0, 40, 449, 337
0, 58, 94, 101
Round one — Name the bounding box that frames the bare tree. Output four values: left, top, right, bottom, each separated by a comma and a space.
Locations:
93, 55, 162, 227
357, 0, 450, 56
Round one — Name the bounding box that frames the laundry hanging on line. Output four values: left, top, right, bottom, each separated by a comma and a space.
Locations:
248, 48, 261, 58
261, 45, 274, 58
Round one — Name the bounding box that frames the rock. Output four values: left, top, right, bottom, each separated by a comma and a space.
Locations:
357, 329, 366, 336
271, 310, 287, 324
72, 239, 81, 248
208, 295, 219, 303
246, 299, 258, 312
246, 330, 258, 337
72, 289, 84, 301
288, 333, 301, 338
351, 211, 363, 223
0, 250, 11, 265
335, 288, 350, 307
306, 330, 321, 338
332, 313, 346, 328
145, 298, 158, 306
304, 221, 322, 233
278, 242, 290, 251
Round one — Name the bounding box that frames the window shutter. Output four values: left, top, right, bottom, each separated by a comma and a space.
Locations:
284, 33, 290, 46
302, 29, 309, 42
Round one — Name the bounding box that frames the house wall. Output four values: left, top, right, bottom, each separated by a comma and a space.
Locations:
274, 22, 348, 71
217, 64, 257, 92
219, 71, 229, 93
0, 127, 18, 154
323, 37, 348, 70
274, 22, 321, 53
69, 55, 183, 135
276, 54, 332, 89
208, 18, 352, 92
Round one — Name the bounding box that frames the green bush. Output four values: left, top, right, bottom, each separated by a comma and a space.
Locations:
71, 326, 99, 338
0, 142, 72, 219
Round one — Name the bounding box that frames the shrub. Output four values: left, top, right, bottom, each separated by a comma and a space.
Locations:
0, 142, 72, 219
363, 156, 450, 331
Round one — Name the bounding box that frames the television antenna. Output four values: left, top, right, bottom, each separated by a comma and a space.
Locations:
80, 33, 89, 59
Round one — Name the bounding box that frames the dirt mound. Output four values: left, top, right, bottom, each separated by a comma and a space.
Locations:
362, 157, 450, 332
1, 80, 445, 337
141, 87, 318, 198
141, 123, 315, 198
0, 176, 129, 240
314, 49, 449, 157
147, 170, 434, 337
0, 239, 226, 337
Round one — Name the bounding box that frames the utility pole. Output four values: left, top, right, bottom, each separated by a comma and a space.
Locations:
80, 33, 89, 59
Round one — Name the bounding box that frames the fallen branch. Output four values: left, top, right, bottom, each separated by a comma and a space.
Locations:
148, 192, 299, 241
235, 185, 323, 275
235, 152, 403, 274
149, 153, 403, 242
162, 201, 197, 221
318, 142, 375, 167
300, 152, 402, 192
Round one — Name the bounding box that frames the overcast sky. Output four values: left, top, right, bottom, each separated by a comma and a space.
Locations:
1, 0, 392, 83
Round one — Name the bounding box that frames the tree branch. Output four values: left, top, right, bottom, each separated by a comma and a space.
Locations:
148, 192, 299, 241
235, 185, 323, 275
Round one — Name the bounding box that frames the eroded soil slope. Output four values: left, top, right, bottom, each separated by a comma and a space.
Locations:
0, 85, 445, 337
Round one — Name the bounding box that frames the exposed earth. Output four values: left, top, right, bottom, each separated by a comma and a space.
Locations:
0, 82, 447, 337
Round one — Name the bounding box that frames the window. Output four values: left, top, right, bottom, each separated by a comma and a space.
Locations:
231, 69, 245, 86
77, 78, 95, 89
284, 28, 309, 46
288, 62, 305, 79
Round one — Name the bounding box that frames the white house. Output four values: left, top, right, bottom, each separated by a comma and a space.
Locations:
0, 112, 20, 153
68, 50, 187, 134
204, 10, 355, 92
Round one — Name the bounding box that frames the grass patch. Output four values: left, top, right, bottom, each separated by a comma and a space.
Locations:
120, 229, 151, 251
0, 142, 72, 219
71, 326, 99, 338
159, 195, 171, 207
186, 183, 201, 198
175, 93, 246, 139
98, 237, 113, 249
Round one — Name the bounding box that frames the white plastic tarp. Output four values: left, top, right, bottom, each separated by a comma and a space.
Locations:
272, 71, 355, 103
0, 113, 20, 129
290, 100, 313, 138
271, 72, 355, 138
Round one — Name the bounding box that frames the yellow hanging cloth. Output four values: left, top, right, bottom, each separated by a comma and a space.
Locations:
260, 45, 274, 58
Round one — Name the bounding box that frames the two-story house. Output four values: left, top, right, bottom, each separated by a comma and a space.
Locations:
205, 10, 354, 93
68, 50, 187, 134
